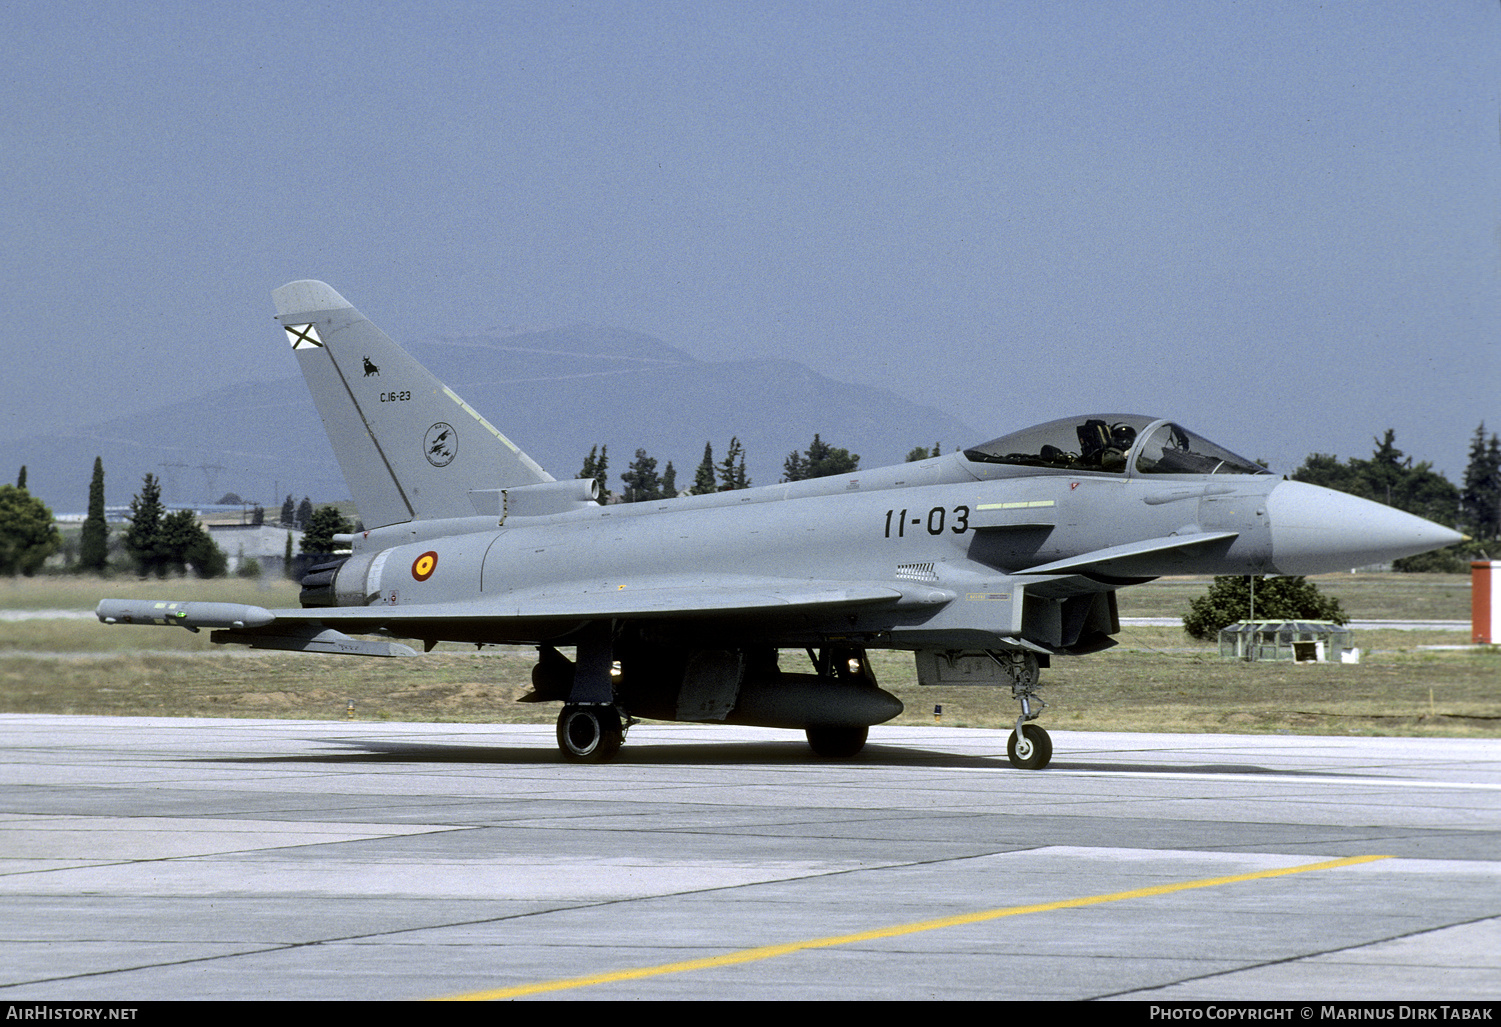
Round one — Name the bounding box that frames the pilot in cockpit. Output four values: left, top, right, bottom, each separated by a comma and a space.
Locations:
1076, 419, 1137, 471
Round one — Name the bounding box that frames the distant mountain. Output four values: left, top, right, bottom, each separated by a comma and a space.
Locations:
4, 325, 975, 515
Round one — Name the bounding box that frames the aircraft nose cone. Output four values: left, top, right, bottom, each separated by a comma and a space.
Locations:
1267, 480, 1464, 574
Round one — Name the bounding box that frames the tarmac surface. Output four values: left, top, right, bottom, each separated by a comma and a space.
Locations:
0, 714, 1497, 1002
1118, 616, 1471, 632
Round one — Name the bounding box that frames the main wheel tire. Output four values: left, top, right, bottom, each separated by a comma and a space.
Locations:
806, 724, 868, 758
1007, 723, 1052, 770
557, 705, 623, 763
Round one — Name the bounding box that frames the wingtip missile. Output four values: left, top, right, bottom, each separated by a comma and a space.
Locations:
96, 600, 276, 632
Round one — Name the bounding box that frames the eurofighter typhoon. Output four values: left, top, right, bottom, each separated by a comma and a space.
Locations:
98, 281, 1463, 766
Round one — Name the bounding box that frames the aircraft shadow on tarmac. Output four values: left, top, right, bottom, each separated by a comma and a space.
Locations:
191, 737, 1328, 777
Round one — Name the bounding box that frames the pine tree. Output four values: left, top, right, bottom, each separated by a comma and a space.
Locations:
123, 473, 168, 577
620, 449, 663, 503
578, 445, 611, 501
296, 497, 313, 530
718, 437, 749, 491
1488, 435, 1501, 535
1367, 430, 1406, 507
78, 456, 109, 573
783, 434, 858, 481
280, 494, 295, 526
1462, 423, 1501, 542
661, 460, 677, 499
15, 466, 26, 490
690, 442, 717, 495
121, 474, 228, 578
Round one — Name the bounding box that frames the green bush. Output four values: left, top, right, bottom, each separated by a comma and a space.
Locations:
1183, 576, 1347, 640
0, 484, 61, 576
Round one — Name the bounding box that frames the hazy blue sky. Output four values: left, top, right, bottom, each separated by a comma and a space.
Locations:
3, 0, 1497, 482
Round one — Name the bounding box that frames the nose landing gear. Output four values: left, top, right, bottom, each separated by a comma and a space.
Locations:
1008, 721, 1052, 770
990, 650, 1053, 770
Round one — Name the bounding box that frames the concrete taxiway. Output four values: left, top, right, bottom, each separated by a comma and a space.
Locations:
0, 714, 1496, 1001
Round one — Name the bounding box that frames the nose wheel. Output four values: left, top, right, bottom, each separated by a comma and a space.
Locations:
1008, 722, 1052, 770
989, 650, 1053, 770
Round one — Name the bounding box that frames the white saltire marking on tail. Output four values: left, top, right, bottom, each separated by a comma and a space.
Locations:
285, 323, 323, 349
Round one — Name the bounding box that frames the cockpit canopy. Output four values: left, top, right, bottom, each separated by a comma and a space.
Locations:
963, 414, 1268, 476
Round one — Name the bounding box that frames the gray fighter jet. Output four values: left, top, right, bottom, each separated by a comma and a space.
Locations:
97, 281, 1464, 767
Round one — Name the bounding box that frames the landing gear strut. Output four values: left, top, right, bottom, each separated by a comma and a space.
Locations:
556, 704, 624, 763
990, 650, 1053, 770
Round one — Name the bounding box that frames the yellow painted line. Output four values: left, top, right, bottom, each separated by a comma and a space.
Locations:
432, 853, 1391, 1001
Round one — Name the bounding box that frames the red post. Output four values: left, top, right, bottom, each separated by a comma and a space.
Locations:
1473, 561, 1499, 645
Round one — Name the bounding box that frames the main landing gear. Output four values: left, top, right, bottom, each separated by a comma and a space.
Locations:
556, 704, 625, 763
991, 650, 1053, 770
800, 646, 883, 758
805, 724, 868, 758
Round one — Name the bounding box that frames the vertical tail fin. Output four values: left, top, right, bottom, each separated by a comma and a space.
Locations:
273, 281, 551, 529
